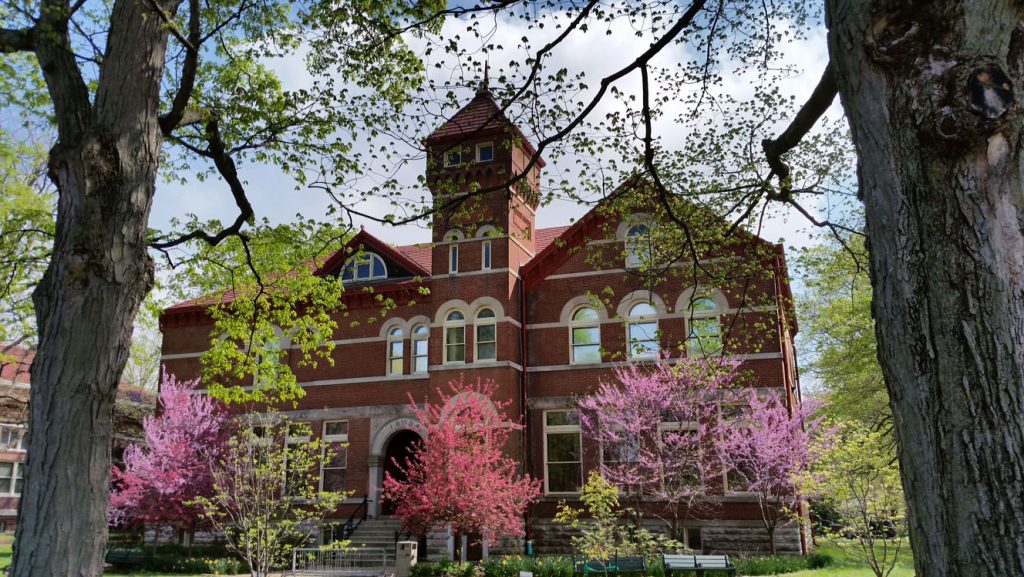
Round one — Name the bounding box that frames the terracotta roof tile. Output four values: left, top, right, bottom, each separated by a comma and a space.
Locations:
426, 90, 515, 142
536, 226, 570, 253
396, 244, 433, 271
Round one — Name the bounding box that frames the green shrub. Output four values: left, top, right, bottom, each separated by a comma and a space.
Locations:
733, 555, 809, 575
806, 550, 835, 569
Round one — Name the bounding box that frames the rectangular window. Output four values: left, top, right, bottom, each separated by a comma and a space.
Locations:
476, 142, 494, 163
0, 462, 23, 495
476, 323, 496, 361
628, 320, 659, 358
686, 528, 703, 552
284, 424, 310, 496
601, 435, 641, 494
320, 421, 349, 492
688, 318, 722, 356
388, 340, 404, 375
482, 241, 492, 270
544, 410, 582, 494
445, 327, 465, 363
571, 326, 601, 364
413, 337, 428, 373
444, 150, 462, 167
449, 245, 459, 274
0, 427, 25, 451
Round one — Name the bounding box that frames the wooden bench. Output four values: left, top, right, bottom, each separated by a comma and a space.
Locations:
573, 555, 646, 575
104, 548, 150, 570
662, 554, 736, 576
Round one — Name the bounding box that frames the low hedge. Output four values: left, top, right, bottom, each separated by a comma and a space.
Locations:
412, 551, 834, 577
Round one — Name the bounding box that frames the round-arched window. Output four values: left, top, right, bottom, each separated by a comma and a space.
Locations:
570, 306, 601, 363
627, 302, 659, 358
444, 311, 466, 363
475, 308, 497, 361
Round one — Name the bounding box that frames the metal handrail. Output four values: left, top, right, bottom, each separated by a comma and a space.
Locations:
339, 495, 370, 541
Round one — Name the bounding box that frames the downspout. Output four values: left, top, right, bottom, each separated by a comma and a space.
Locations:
520, 275, 532, 547
774, 249, 809, 555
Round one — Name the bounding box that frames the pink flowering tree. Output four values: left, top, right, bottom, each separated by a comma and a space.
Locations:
718, 390, 830, 555
109, 371, 232, 545
382, 377, 541, 555
578, 357, 739, 541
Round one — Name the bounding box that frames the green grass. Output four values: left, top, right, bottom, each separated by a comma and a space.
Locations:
783, 541, 915, 577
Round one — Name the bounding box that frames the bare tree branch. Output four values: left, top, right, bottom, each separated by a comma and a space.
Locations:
761, 61, 837, 199
159, 0, 200, 135
150, 118, 253, 250
0, 27, 34, 53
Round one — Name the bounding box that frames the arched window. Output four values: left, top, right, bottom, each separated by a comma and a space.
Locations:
341, 252, 387, 282
687, 296, 722, 356
625, 222, 653, 269
570, 306, 601, 364
444, 310, 466, 363
386, 326, 404, 375
412, 324, 429, 373
445, 230, 463, 274
627, 302, 659, 359
475, 308, 497, 361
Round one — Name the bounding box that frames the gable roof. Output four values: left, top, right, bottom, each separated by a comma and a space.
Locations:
316, 229, 431, 279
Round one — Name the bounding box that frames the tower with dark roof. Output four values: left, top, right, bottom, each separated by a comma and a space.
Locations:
423, 85, 546, 269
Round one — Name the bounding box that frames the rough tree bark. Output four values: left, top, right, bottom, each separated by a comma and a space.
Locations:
826, 1, 1024, 575
11, 0, 180, 575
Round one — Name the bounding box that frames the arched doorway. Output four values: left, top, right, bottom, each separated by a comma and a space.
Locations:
381, 429, 422, 515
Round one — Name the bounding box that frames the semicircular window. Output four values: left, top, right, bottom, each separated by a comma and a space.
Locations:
341, 253, 387, 282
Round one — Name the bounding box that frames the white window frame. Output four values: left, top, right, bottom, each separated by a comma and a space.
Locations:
543, 410, 583, 495
284, 424, 311, 497
319, 420, 349, 492
443, 310, 466, 364
0, 461, 23, 496
626, 301, 660, 359
569, 306, 602, 365
386, 327, 404, 375
0, 426, 26, 452
481, 240, 492, 270
449, 245, 459, 274
476, 141, 494, 163
686, 295, 723, 357
625, 221, 653, 269
475, 308, 497, 362
412, 324, 429, 374
444, 148, 463, 167
342, 253, 388, 282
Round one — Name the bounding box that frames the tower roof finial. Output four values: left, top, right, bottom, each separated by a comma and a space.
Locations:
479, 61, 490, 93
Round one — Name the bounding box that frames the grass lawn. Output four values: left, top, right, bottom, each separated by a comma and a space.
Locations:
789, 541, 915, 577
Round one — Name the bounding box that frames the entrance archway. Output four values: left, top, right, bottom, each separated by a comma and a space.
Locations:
381, 429, 422, 515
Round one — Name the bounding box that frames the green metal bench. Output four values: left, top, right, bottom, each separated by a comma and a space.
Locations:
662, 554, 736, 576
573, 555, 646, 575
104, 548, 151, 570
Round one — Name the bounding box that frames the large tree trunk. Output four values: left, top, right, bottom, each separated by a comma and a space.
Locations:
10, 0, 177, 574
826, 2, 1024, 575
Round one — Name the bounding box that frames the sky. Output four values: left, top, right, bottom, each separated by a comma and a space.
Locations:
148, 5, 844, 253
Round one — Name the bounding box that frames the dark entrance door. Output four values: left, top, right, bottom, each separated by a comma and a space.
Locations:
381, 429, 422, 515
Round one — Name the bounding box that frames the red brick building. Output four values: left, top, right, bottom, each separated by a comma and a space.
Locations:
0, 346, 154, 533
160, 86, 804, 557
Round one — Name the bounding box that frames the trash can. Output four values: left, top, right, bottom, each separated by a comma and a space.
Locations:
396, 541, 418, 577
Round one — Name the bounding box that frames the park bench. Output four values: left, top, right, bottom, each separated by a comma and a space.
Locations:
573, 555, 646, 575
662, 554, 736, 576
104, 548, 151, 570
